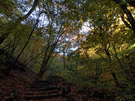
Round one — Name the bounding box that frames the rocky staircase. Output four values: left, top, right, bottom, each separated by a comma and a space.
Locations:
22, 80, 75, 101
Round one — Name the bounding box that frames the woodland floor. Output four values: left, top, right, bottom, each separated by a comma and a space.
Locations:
0, 66, 40, 101
0, 65, 115, 101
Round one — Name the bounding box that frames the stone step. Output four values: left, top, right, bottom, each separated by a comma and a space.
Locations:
28, 86, 61, 92
23, 93, 62, 100
31, 84, 57, 87
47, 90, 60, 94
22, 80, 76, 101
24, 90, 60, 95
32, 83, 55, 86
35, 80, 55, 84
30, 85, 58, 89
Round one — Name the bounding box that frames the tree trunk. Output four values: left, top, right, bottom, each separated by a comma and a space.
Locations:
37, 68, 47, 78
37, 42, 58, 78
63, 49, 66, 69
14, 13, 40, 64
121, 4, 135, 34
0, 0, 39, 45
5, 12, 41, 75
75, 48, 79, 74
104, 44, 121, 87
37, 53, 48, 78
111, 72, 120, 87
113, 0, 135, 34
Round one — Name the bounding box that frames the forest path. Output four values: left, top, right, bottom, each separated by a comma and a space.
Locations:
22, 80, 76, 101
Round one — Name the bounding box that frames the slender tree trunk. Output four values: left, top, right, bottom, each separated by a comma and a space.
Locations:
106, 52, 120, 87
112, 43, 125, 70
121, 4, 135, 34
37, 56, 48, 78
112, 43, 135, 84
104, 44, 120, 87
5, 13, 41, 75
37, 53, 58, 78
111, 72, 120, 87
37, 42, 58, 78
37, 51, 49, 78
14, 13, 40, 64
25, 49, 45, 66
113, 0, 135, 34
99, 27, 121, 87
37, 67, 47, 78
63, 49, 66, 69
75, 48, 79, 74
0, 0, 39, 45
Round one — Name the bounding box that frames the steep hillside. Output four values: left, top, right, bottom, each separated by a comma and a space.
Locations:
0, 63, 40, 100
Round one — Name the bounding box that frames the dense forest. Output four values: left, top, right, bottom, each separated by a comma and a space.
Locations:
0, 0, 135, 100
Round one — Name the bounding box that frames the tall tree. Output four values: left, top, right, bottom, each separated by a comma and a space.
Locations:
37, 0, 83, 78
